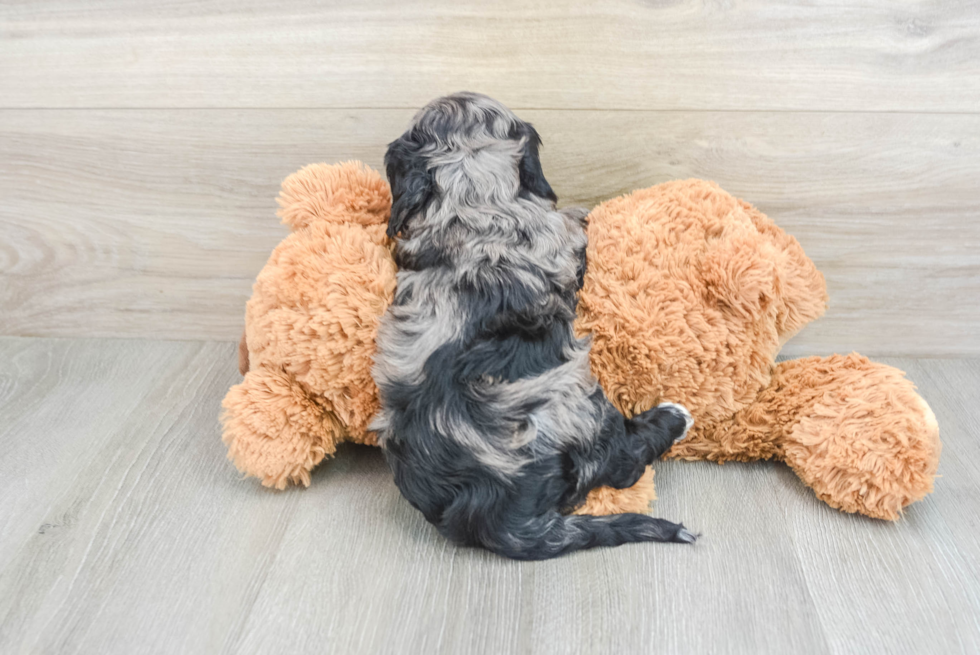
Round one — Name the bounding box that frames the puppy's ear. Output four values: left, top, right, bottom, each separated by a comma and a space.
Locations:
515, 124, 557, 204
385, 134, 435, 238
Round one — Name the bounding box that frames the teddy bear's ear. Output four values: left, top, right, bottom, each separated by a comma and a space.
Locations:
738, 201, 828, 340
702, 235, 778, 322
384, 132, 436, 238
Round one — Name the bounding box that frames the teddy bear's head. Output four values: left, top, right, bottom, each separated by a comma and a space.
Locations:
223, 163, 396, 488
576, 179, 828, 430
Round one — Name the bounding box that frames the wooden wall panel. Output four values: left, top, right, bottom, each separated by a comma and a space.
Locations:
1, 0, 979, 111
2, 109, 977, 355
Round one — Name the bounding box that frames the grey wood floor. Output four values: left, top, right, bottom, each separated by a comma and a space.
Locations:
1, 337, 977, 655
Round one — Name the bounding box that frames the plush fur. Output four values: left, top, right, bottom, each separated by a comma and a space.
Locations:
370, 93, 695, 560
579, 180, 941, 519
222, 161, 394, 488
223, 157, 941, 524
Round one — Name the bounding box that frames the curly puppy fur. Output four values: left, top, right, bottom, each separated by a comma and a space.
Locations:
370, 92, 696, 560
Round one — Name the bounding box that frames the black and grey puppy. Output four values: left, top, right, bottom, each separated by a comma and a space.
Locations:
371, 92, 696, 560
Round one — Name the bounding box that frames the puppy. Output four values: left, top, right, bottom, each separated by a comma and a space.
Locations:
371, 92, 696, 560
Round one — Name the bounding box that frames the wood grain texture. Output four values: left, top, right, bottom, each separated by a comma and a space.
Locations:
1, 0, 979, 111
0, 338, 977, 654
2, 109, 978, 355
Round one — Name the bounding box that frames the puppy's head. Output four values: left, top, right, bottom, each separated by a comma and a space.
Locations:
384, 92, 557, 238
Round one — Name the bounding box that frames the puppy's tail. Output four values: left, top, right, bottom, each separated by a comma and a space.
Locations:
486, 512, 696, 561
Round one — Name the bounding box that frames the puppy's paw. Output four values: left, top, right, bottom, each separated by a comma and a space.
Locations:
627, 402, 694, 458
655, 402, 694, 443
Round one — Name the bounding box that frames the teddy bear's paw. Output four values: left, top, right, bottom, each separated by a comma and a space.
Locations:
656, 402, 694, 443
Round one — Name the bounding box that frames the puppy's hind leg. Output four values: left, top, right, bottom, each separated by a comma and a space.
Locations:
566, 397, 694, 498
628, 402, 694, 459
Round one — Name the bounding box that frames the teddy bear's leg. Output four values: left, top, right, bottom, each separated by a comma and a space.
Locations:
221, 367, 345, 489
573, 467, 657, 516
773, 354, 941, 520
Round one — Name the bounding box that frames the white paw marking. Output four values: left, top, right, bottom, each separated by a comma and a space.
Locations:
658, 402, 694, 442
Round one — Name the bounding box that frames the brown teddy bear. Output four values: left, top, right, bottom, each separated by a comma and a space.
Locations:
222, 161, 941, 521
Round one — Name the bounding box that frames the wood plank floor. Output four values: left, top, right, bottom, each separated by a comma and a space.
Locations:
1, 337, 977, 655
